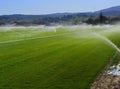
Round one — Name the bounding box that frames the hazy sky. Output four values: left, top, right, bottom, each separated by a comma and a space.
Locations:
0, 0, 120, 15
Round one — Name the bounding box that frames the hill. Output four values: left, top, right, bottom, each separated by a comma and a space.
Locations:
0, 6, 120, 25
95, 6, 120, 16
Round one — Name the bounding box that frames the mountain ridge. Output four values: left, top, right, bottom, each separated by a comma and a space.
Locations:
0, 5, 120, 25
1, 6, 120, 16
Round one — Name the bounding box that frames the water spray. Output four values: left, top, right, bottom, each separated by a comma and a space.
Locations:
93, 32, 120, 76
93, 32, 120, 53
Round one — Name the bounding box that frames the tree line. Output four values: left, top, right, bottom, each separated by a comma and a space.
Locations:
0, 13, 120, 26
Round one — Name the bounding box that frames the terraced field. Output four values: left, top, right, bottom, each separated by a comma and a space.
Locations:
0, 25, 120, 89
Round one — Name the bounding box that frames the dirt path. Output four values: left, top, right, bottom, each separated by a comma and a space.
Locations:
91, 75, 120, 89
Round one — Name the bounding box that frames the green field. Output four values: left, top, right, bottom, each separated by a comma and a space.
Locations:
0, 26, 120, 89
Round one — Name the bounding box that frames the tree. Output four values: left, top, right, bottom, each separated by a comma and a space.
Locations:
99, 12, 108, 24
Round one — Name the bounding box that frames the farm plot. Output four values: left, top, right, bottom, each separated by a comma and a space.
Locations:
0, 26, 120, 89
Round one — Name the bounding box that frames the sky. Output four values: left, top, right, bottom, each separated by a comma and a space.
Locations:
0, 0, 120, 15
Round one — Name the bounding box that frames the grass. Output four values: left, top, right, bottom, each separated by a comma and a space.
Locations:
0, 26, 120, 89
